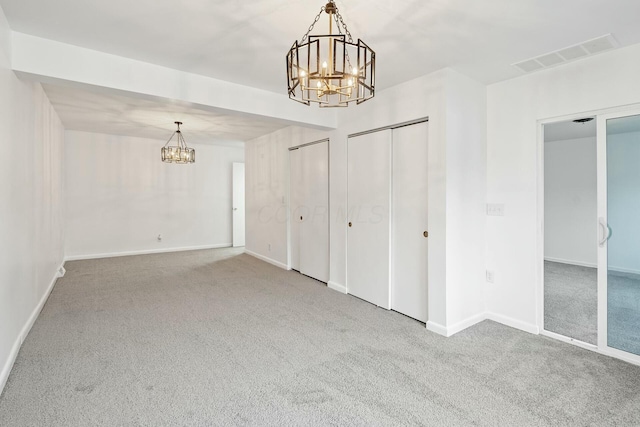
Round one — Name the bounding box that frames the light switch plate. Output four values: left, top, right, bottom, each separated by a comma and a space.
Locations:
486, 203, 505, 216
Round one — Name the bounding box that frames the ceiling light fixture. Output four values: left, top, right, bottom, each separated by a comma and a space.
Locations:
161, 121, 195, 164
286, 0, 375, 107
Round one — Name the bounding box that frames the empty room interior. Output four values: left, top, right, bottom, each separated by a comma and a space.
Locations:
2, 0, 640, 425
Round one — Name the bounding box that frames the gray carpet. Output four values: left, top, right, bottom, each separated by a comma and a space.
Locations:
545, 261, 640, 355
2, 249, 640, 426
544, 261, 598, 345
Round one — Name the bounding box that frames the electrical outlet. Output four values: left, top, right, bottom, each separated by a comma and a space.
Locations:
157, 234, 162, 242
486, 270, 495, 283
486, 203, 505, 216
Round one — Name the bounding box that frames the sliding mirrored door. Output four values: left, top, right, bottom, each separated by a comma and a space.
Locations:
543, 118, 598, 345
598, 111, 640, 359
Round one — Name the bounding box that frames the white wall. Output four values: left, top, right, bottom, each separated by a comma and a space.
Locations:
544, 137, 597, 267
487, 42, 640, 333
245, 68, 487, 334
0, 4, 65, 393
607, 130, 640, 274
65, 131, 244, 258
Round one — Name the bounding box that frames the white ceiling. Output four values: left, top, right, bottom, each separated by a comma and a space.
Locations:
42, 84, 287, 146
6, 0, 640, 144
3, 0, 640, 94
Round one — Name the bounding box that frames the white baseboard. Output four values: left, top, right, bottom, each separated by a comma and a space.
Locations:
426, 312, 486, 337
244, 250, 289, 270
65, 243, 232, 261
426, 321, 449, 337
608, 265, 640, 275
486, 312, 539, 335
544, 257, 596, 268
327, 281, 347, 294
447, 312, 487, 336
0, 261, 64, 395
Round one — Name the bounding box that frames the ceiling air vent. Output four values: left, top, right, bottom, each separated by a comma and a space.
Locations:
513, 34, 619, 74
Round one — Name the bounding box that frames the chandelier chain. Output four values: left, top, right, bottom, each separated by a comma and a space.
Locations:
300, 6, 325, 44
333, 5, 354, 44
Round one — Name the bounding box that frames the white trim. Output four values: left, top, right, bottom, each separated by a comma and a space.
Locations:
1, 261, 64, 395
544, 257, 597, 269
244, 250, 290, 270
426, 321, 448, 337
327, 281, 347, 294
446, 312, 486, 336
426, 313, 486, 337
608, 265, 640, 276
486, 312, 540, 335
540, 329, 598, 351
64, 244, 232, 261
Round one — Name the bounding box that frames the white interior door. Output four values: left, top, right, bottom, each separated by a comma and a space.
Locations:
232, 162, 245, 247
347, 130, 391, 309
392, 122, 429, 322
289, 149, 302, 271
289, 141, 329, 282
299, 141, 329, 282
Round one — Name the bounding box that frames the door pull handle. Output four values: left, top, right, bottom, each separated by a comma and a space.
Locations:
599, 217, 612, 247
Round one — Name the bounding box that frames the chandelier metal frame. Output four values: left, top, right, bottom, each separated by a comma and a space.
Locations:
161, 121, 195, 164
286, 1, 375, 107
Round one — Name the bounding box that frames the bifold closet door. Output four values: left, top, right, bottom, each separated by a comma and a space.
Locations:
347, 130, 391, 309
290, 141, 329, 282
392, 122, 429, 322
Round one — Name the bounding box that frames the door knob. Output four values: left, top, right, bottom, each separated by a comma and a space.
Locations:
423, 231, 428, 238
300, 216, 303, 221
348, 222, 352, 227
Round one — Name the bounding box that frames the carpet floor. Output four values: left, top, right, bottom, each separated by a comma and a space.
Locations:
2, 249, 640, 426
545, 261, 640, 355
544, 261, 598, 345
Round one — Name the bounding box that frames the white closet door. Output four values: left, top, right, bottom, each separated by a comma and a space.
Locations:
392, 123, 429, 322
289, 149, 302, 271
347, 130, 391, 309
299, 141, 329, 282
232, 163, 246, 247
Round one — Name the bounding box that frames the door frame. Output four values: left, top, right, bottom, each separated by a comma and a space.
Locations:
537, 104, 640, 366
286, 138, 330, 272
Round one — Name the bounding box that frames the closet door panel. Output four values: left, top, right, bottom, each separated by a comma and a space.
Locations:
392, 122, 429, 322
300, 141, 329, 282
289, 148, 302, 271
347, 131, 391, 309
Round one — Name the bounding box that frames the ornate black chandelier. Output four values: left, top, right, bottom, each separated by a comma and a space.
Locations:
286, 0, 375, 107
161, 121, 195, 164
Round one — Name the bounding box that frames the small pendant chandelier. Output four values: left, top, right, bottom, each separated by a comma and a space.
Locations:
161, 121, 195, 164
286, 0, 375, 107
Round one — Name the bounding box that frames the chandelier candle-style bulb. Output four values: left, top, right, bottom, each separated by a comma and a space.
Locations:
286, 0, 375, 107
161, 121, 195, 164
